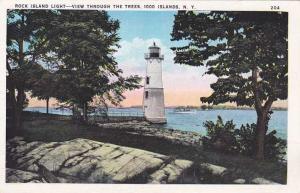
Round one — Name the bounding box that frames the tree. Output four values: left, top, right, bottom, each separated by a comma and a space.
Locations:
171, 11, 287, 159
30, 68, 57, 114
6, 10, 56, 136
47, 10, 141, 122
7, 10, 141, 135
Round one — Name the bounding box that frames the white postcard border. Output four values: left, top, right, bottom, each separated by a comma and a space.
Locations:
1, 0, 300, 193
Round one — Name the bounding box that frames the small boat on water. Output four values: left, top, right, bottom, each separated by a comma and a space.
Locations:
172, 107, 197, 114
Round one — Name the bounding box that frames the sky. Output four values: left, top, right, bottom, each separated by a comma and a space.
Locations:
108, 11, 216, 107
29, 11, 287, 108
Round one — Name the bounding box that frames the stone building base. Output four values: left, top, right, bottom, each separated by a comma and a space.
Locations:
146, 117, 167, 124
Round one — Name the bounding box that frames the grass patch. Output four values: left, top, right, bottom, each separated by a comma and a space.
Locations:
23, 119, 87, 142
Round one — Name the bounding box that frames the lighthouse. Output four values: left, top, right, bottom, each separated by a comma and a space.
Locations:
143, 42, 167, 123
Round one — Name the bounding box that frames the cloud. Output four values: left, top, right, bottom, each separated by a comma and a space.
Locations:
115, 37, 168, 77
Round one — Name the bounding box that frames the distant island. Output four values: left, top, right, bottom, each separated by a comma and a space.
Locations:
129, 105, 287, 111
197, 105, 287, 111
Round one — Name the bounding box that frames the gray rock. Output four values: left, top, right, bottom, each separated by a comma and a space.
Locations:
199, 163, 227, 176
233, 178, 246, 184
149, 159, 193, 183
7, 136, 283, 184
251, 177, 280, 184
38, 139, 95, 172
6, 168, 43, 183
7, 137, 194, 183
7, 136, 24, 144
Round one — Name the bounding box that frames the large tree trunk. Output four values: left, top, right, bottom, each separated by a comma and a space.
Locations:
8, 90, 25, 137
11, 29, 26, 135
6, 15, 26, 137
6, 78, 18, 137
7, 83, 26, 137
255, 111, 268, 160
252, 68, 274, 160
255, 99, 273, 160
15, 88, 26, 133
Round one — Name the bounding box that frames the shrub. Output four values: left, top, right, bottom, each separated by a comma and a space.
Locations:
203, 116, 286, 160
234, 123, 256, 156
203, 116, 239, 153
264, 130, 287, 160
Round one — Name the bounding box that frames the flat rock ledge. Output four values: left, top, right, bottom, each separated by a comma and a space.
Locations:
6, 137, 193, 183
96, 121, 202, 147
6, 137, 280, 184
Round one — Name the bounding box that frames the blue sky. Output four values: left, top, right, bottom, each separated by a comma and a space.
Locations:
106, 11, 286, 108
108, 11, 177, 47
106, 11, 215, 107
30, 11, 215, 107
29, 11, 287, 108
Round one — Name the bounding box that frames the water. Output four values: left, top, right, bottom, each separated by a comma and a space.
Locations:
164, 109, 287, 139
25, 107, 287, 139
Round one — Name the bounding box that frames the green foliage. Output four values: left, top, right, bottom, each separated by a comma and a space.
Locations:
264, 130, 287, 160
171, 11, 288, 159
7, 10, 56, 94
46, 10, 141, 117
235, 123, 286, 160
203, 116, 238, 153
7, 10, 57, 134
7, 10, 142, 125
203, 116, 286, 160
29, 67, 57, 100
171, 11, 287, 107
234, 124, 256, 156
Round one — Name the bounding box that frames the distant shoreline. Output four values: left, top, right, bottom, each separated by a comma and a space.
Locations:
26, 106, 288, 111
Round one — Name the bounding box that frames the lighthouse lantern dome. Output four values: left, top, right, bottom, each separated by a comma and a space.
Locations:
145, 42, 164, 59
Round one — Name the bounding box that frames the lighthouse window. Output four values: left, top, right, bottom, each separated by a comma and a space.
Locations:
146, 77, 150, 84
145, 91, 149, 99
150, 52, 159, 58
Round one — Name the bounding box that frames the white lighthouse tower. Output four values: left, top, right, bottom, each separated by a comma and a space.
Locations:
143, 42, 167, 123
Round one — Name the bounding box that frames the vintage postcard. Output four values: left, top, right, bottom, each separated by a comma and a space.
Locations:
1, 0, 300, 193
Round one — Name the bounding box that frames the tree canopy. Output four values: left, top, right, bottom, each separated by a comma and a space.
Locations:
46, 10, 141, 120
7, 10, 57, 135
171, 11, 288, 159
7, 10, 141, 133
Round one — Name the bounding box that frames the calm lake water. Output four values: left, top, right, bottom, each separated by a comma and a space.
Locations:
25, 107, 287, 139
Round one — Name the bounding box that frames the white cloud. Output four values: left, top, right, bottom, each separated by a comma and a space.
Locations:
115, 37, 169, 77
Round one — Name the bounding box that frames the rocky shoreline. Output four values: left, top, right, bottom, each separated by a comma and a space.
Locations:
94, 120, 203, 148
6, 137, 276, 184
7, 126, 281, 184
